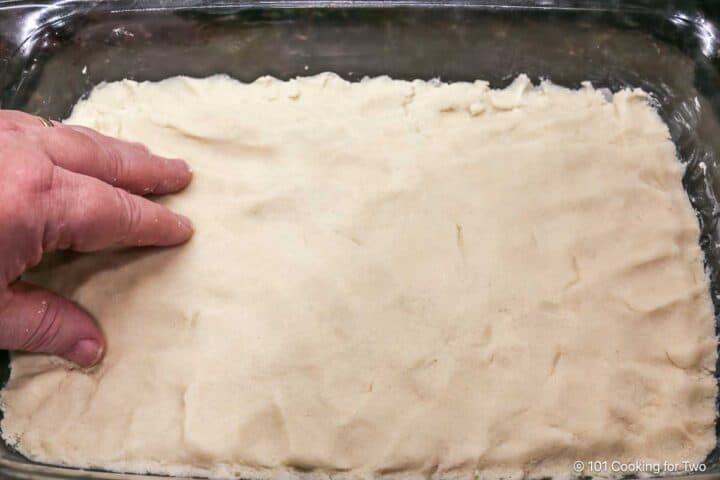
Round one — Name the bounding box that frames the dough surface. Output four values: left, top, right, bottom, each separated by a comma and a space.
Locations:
1, 74, 717, 479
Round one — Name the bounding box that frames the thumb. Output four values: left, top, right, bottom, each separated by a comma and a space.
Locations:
0, 282, 104, 367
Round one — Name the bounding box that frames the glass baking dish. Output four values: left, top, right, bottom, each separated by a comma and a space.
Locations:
2, 0, 720, 478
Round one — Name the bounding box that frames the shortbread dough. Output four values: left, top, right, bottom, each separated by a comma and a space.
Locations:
1, 74, 717, 479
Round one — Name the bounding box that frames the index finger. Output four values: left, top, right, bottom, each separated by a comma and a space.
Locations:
7, 110, 192, 195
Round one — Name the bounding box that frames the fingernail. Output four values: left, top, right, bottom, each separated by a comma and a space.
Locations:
64, 339, 103, 367
171, 158, 193, 175
177, 214, 194, 232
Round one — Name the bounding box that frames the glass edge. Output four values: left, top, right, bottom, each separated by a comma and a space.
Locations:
0, 455, 197, 479
0, 0, 680, 99
0, 0, 670, 17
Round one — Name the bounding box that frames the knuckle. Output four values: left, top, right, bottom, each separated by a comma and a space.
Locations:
0, 147, 56, 198
117, 191, 143, 238
21, 299, 63, 352
131, 141, 151, 158
0, 112, 27, 135
81, 133, 127, 185
0, 119, 21, 135
0, 157, 50, 272
105, 148, 125, 185
105, 146, 126, 184
18, 161, 55, 195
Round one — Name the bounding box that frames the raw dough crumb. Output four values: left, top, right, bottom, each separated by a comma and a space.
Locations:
1, 74, 716, 480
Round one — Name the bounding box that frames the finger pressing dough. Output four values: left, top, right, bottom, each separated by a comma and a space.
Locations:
1, 74, 717, 480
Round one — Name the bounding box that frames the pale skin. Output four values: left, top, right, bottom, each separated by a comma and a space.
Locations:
0, 111, 193, 367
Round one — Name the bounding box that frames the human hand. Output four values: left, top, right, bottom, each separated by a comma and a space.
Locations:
0, 110, 193, 367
